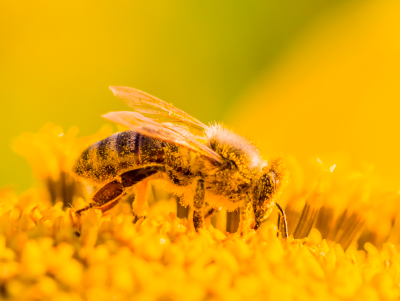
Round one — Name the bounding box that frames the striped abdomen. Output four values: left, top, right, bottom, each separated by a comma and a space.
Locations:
74, 130, 167, 183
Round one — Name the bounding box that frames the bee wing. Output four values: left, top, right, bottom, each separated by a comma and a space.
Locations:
109, 86, 207, 136
102, 111, 223, 165
161, 122, 207, 144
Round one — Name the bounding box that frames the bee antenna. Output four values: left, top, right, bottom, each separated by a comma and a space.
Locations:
275, 202, 288, 239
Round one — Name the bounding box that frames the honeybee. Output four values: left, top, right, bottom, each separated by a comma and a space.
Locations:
73, 86, 288, 237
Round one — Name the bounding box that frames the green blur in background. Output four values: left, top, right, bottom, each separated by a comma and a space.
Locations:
0, 0, 372, 191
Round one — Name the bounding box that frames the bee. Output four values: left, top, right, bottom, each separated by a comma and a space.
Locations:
73, 86, 289, 237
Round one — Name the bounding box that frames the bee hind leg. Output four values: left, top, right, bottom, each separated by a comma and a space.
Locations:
193, 179, 205, 232
120, 167, 163, 221
75, 180, 125, 216
75, 203, 95, 216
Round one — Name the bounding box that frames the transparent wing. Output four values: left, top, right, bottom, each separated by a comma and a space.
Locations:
109, 86, 207, 136
102, 111, 222, 165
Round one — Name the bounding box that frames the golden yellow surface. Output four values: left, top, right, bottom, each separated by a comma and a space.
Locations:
1, 192, 400, 301
1, 122, 400, 300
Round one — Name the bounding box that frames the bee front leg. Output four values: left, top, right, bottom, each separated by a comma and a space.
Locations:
238, 194, 253, 236
193, 179, 205, 232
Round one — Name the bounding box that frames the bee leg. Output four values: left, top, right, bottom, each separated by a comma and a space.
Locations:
238, 194, 253, 236
119, 166, 164, 220
132, 179, 150, 220
75, 203, 95, 216
275, 202, 288, 239
98, 198, 121, 214
75, 180, 125, 216
193, 179, 205, 232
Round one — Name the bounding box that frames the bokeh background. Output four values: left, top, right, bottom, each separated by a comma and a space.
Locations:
1, 0, 400, 192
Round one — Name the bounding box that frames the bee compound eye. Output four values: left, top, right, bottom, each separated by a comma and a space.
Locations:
263, 171, 276, 182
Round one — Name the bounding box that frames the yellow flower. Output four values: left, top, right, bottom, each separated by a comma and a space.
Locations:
2, 124, 400, 300
13, 124, 111, 207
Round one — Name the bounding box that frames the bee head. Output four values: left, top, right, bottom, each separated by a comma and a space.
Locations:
252, 157, 288, 228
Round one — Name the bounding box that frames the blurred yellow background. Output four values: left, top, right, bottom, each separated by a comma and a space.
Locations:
229, 0, 400, 191
1, 0, 399, 191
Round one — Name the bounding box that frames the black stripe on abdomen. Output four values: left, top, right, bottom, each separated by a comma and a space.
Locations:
134, 133, 142, 163
116, 131, 137, 157
115, 130, 169, 170
139, 135, 166, 165
96, 136, 112, 161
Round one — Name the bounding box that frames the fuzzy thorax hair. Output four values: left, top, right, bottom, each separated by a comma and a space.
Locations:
205, 123, 264, 169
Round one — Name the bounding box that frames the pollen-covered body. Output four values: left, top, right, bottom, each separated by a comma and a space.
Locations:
73, 86, 288, 236
74, 125, 263, 210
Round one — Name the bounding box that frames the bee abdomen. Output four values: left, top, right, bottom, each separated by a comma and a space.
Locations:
74, 131, 168, 183
115, 131, 167, 167
74, 133, 121, 183
115, 130, 137, 158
